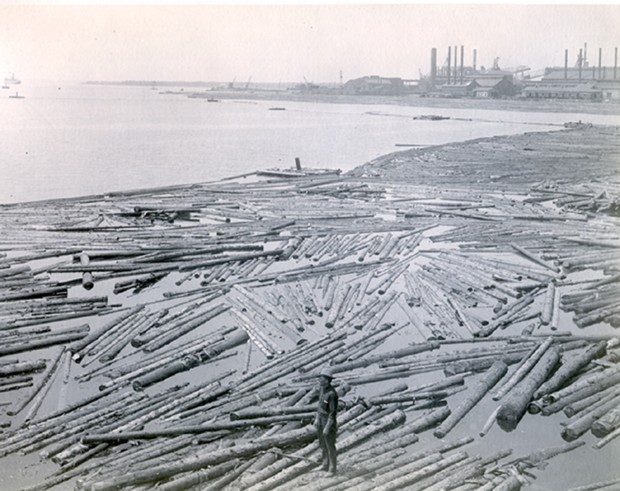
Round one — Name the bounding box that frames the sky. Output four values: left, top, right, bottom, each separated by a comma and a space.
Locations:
0, 3, 619, 84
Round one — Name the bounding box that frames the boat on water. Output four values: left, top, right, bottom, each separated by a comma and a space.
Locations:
1, 85, 9, 90
4, 73, 21, 85
9, 91, 24, 99
268, 107, 286, 111
257, 167, 341, 178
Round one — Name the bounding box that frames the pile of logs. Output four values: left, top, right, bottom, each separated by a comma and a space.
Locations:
0, 125, 619, 490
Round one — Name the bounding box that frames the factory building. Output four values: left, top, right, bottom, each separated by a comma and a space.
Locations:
473, 76, 518, 98
522, 83, 603, 101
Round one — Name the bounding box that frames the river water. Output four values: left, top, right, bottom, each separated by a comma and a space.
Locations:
1, 83, 620, 491
2, 82, 620, 204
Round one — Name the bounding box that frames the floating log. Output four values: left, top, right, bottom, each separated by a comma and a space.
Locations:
231, 405, 318, 420
562, 394, 620, 441
566, 478, 620, 491
534, 371, 620, 416
132, 330, 248, 390
374, 451, 470, 491
0, 360, 46, 377
541, 366, 620, 405
70, 306, 144, 362
563, 386, 618, 418
591, 406, 620, 438
81, 414, 313, 444
0, 324, 89, 356
443, 352, 523, 376
493, 337, 554, 401
497, 346, 561, 431
541, 282, 556, 325
332, 341, 439, 373
435, 360, 508, 438
534, 341, 607, 399
142, 303, 231, 352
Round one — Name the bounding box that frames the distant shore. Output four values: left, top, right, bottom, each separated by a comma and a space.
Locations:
184, 88, 620, 117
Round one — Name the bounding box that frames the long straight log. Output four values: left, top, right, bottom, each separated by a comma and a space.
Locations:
133, 330, 247, 391
536, 376, 620, 417
443, 352, 523, 375
81, 415, 313, 444
375, 451, 470, 491
332, 342, 439, 373
142, 303, 230, 352
512, 243, 560, 272
231, 405, 318, 420
7, 348, 65, 417
541, 282, 556, 325
562, 394, 620, 441
368, 390, 450, 406
70, 306, 143, 361
308, 451, 408, 491
0, 325, 89, 356
493, 337, 554, 401
497, 346, 561, 431
593, 424, 620, 449
566, 478, 620, 491
591, 406, 620, 438
79, 427, 316, 491
0, 360, 46, 376
534, 341, 607, 399
434, 360, 508, 438
564, 385, 619, 418
541, 366, 620, 405
413, 456, 489, 491
476, 294, 536, 337
98, 328, 234, 391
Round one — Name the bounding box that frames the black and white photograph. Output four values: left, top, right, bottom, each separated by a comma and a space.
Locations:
0, 3, 619, 490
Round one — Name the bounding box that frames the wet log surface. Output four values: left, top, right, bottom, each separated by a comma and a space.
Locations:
0, 125, 620, 490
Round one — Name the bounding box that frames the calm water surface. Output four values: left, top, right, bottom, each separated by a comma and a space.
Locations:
2, 83, 620, 204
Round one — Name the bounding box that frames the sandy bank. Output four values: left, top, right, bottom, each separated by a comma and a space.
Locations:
195, 89, 620, 117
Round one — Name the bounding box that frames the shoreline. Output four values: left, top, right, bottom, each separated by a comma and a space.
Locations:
191, 88, 620, 117
0, 125, 619, 490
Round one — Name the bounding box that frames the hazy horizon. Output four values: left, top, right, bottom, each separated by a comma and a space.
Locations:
1, 4, 619, 84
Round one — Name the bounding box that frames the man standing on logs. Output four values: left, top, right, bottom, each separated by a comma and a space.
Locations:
316, 367, 338, 474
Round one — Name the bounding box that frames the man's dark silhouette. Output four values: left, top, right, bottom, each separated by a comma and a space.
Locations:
316, 367, 338, 474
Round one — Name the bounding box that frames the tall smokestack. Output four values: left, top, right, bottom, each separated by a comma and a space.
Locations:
584, 42, 588, 67
615, 47, 618, 79
599, 47, 602, 79
460, 45, 464, 83
473, 49, 477, 72
431, 48, 437, 86
564, 49, 568, 80
447, 46, 452, 84
454, 46, 458, 82
579, 48, 583, 80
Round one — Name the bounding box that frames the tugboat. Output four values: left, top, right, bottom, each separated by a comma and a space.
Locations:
9, 91, 24, 99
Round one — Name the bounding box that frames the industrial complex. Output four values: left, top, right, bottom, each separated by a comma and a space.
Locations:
303, 43, 620, 102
